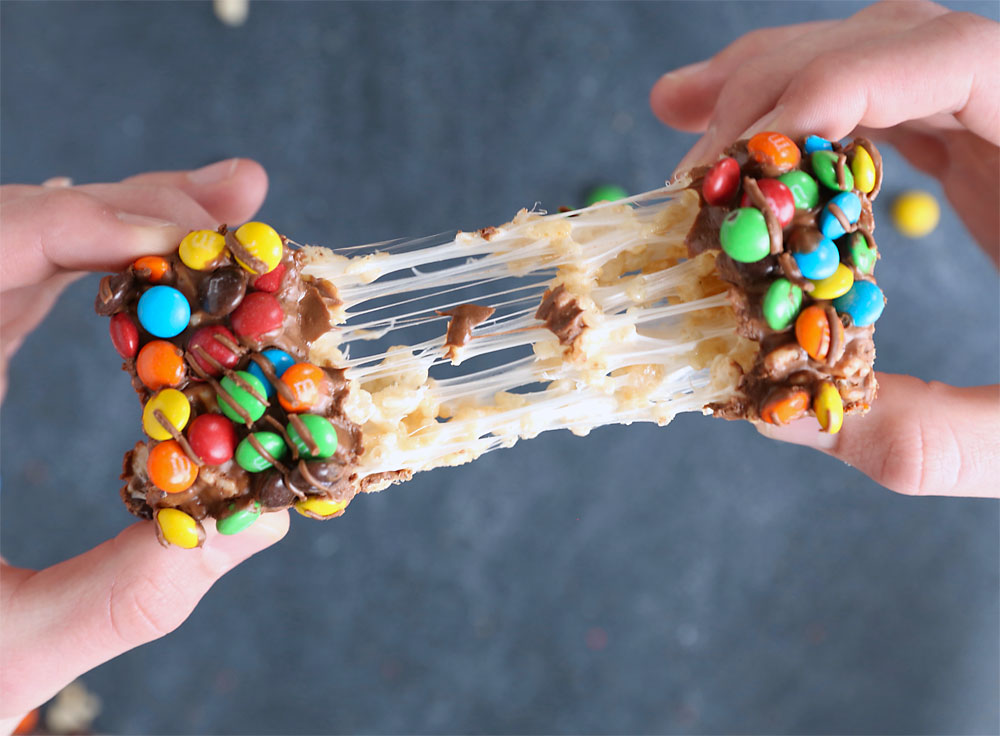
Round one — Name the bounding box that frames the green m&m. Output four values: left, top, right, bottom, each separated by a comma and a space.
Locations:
778, 171, 819, 210
810, 151, 854, 192
287, 414, 338, 459
762, 278, 803, 331
216, 501, 262, 535
235, 431, 287, 472
846, 232, 877, 275
217, 371, 268, 424
719, 207, 770, 263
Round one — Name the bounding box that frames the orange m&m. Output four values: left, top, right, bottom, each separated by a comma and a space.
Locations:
133, 255, 170, 282
794, 306, 843, 363
760, 387, 810, 425
136, 340, 186, 390
278, 363, 329, 413
747, 131, 801, 174
147, 440, 199, 494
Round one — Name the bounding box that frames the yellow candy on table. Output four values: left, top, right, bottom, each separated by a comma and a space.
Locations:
142, 388, 192, 440
233, 221, 283, 275
157, 508, 203, 549
892, 190, 940, 238
814, 381, 844, 434
808, 263, 854, 300
295, 497, 349, 519
178, 229, 227, 270
850, 146, 876, 194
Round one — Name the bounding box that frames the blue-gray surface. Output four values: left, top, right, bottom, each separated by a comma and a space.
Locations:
2, 2, 998, 734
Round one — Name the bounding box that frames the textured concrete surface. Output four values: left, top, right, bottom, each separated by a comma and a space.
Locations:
2, 2, 998, 734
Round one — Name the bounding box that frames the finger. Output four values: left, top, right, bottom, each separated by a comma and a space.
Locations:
121, 158, 268, 226
0, 512, 290, 719
673, 0, 953, 171
0, 188, 188, 290
650, 21, 832, 132
757, 374, 1000, 498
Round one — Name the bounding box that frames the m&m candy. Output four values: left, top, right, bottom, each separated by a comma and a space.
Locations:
230, 292, 284, 339
762, 278, 803, 331
137, 285, 191, 338
584, 184, 628, 207
142, 388, 191, 440
233, 222, 283, 275
702, 157, 740, 206
795, 305, 842, 362
813, 381, 844, 434
294, 497, 349, 519
833, 280, 885, 327
200, 265, 247, 317
136, 340, 186, 390
778, 171, 819, 211
850, 146, 876, 194
246, 348, 295, 398
235, 431, 288, 472
808, 263, 854, 300
109, 313, 139, 359
810, 150, 854, 192
740, 178, 795, 228
188, 325, 241, 377
187, 413, 238, 465
747, 131, 801, 173
760, 387, 810, 425
179, 229, 227, 270
287, 414, 338, 459
216, 501, 262, 535
720, 207, 770, 263
278, 363, 329, 412
156, 508, 203, 549
892, 190, 939, 238
818, 191, 862, 240
133, 255, 170, 282
217, 371, 268, 424
845, 232, 877, 274
252, 262, 287, 293
147, 440, 199, 493
792, 235, 839, 281
803, 135, 833, 154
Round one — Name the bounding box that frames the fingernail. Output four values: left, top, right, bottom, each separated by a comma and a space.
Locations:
674, 123, 718, 175
756, 418, 838, 450
115, 212, 177, 228
660, 60, 710, 80
42, 176, 73, 188
187, 158, 239, 186
739, 105, 786, 140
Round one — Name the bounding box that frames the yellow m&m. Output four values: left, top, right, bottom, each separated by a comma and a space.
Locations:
294, 497, 349, 519
156, 508, 203, 549
233, 222, 283, 275
179, 229, 227, 270
808, 263, 854, 300
142, 388, 191, 440
850, 146, 876, 194
814, 381, 844, 434
892, 190, 940, 238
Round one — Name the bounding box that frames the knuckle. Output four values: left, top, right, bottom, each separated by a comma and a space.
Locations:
937, 10, 994, 44
107, 573, 189, 647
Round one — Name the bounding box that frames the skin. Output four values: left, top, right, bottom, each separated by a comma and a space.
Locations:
650, 0, 999, 499
0, 160, 290, 733
1, 1, 997, 729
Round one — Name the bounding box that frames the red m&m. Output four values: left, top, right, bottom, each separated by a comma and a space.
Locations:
188, 325, 241, 377
740, 178, 795, 228
109, 313, 139, 359
252, 262, 286, 293
187, 413, 238, 465
702, 157, 740, 206
231, 292, 284, 339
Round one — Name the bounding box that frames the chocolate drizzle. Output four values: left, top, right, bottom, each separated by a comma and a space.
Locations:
288, 414, 320, 456
152, 409, 204, 466
437, 303, 496, 360
743, 176, 783, 255
248, 432, 288, 474
535, 285, 587, 346
224, 230, 269, 275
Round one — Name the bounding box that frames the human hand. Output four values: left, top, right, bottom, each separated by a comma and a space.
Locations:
0, 160, 291, 732
649, 0, 1000, 498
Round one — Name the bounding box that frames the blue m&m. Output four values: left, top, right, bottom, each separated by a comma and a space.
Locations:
246, 348, 295, 398
833, 280, 885, 327
804, 135, 833, 154
818, 191, 862, 239
792, 235, 840, 280
137, 285, 191, 338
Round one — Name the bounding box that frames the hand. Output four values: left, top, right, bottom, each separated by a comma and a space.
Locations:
649, 0, 1000, 498
0, 160, 291, 731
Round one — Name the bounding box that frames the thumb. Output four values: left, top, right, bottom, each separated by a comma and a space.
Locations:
757, 373, 1000, 498
0, 511, 289, 720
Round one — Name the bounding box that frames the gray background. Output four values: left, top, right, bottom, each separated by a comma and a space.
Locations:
2, 1, 998, 734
